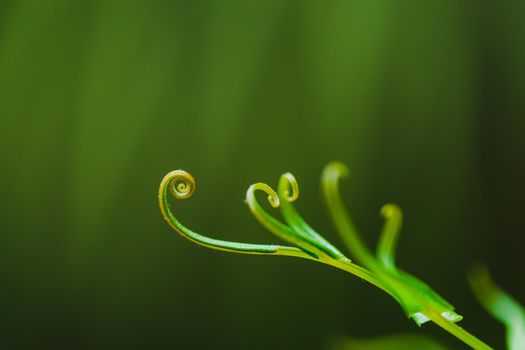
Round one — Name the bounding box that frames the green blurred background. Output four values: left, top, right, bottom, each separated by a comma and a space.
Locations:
1, 1, 524, 349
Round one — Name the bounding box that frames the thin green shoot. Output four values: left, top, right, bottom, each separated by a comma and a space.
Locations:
468, 265, 525, 350
159, 163, 493, 349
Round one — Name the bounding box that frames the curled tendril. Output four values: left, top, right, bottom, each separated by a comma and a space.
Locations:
246, 182, 324, 259
281, 173, 299, 202
249, 183, 280, 208
159, 164, 491, 350
167, 170, 195, 199
159, 170, 310, 258
321, 162, 466, 328
277, 172, 346, 260
380, 203, 401, 219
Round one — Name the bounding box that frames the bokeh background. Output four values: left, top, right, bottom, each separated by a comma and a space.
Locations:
1, 1, 524, 349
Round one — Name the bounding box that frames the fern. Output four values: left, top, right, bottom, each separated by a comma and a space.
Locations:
159, 162, 498, 349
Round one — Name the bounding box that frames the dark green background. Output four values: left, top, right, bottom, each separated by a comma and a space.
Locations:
1, 1, 524, 349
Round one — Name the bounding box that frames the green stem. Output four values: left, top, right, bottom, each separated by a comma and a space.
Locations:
328, 258, 400, 304
427, 310, 493, 350
333, 257, 493, 350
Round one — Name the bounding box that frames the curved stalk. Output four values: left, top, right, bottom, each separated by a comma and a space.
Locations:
277, 172, 346, 260
160, 165, 495, 350
376, 204, 402, 270
159, 170, 312, 258
328, 258, 399, 302
427, 310, 493, 350
468, 265, 525, 349
246, 182, 328, 259
321, 161, 381, 270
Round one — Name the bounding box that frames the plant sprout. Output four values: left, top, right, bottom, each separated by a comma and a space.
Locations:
468, 265, 525, 350
159, 162, 493, 349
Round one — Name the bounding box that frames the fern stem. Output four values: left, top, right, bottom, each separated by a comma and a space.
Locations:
427, 310, 493, 350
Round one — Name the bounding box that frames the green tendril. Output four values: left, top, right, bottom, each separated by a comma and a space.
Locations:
319, 162, 490, 349
277, 173, 346, 260
321, 161, 383, 270
377, 204, 402, 270
246, 182, 326, 259
159, 170, 310, 258
159, 165, 493, 350
468, 265, 525, 350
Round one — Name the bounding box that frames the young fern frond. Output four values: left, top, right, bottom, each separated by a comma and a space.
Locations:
321, 162, 377, 268
159, 164, 493, 350
159, 170, 312, 259
159, 169, 393, 294
245, 182, 324, 260
377, 204, 403, 270
321, 163, 468, 327
277, 173, 346, 260
468, 265, 525, 350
